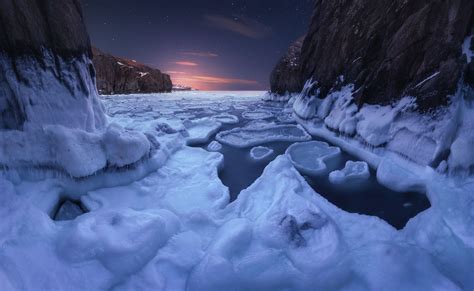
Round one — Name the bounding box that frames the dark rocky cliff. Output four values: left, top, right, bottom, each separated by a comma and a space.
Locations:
271, 0, 474, 109
270, 37, 304, 95
0, 0, 90, 57
92, 47, 172, 95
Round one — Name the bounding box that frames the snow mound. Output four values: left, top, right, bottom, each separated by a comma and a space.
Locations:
216, 124, 311, 148
242, 110, 274, 120
184, 118, 222, 145
57, 209, 180, 276
250, 146, 274, 160
0, 123, 152, 177
329, 161, 370, 184
286, 141, 341, 176
212, 113, 239, 124
207, 141, 223, 152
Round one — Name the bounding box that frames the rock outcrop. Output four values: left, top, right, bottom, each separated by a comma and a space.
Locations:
271, 0, 474, 109
0, 0, 106, 131
270, 37, 304, 95
92, 47, 172, 95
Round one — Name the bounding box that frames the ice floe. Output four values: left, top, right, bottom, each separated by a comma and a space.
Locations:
329, 160, 370, 184
183, 118, 222, 145
212, 113, 240, 124
286, 141, 341, 176
216, 124, 311, 148
250, 146, 274, 160
242, 110, 274, 120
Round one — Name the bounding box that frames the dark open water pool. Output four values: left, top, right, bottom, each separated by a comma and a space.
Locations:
192, 105, 431, 230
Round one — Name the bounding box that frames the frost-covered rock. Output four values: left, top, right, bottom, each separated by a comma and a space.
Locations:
250, 146, 274, 160
216, 124, 311, 148
54, 201, 85, 221
207, 141, 223, 152
293, 79, 318, 120
329, 161, 370, 184
286, 141, 341, 176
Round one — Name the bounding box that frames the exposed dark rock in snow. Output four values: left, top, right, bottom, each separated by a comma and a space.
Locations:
54, 200, 87, 221
92, 47, 172, 95
272, 0, 474, 109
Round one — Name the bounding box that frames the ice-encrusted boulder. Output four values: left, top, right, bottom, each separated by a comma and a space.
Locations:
0, 0, 106, 131
0, 0, 153, 177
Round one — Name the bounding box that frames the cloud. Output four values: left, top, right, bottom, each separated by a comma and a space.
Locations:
204, 14, 272, 39
181, 51, 219, 57
166, 71, 186, 74
175, 61, 198, 66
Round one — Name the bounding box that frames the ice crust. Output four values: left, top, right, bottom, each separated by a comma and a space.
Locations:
286, 141, 341, 176
1, 91, 474, 290
183, 117, 222, 145
292, 79, 474, 174
250, 146, 274, 160
242, 110, 274, 120
216, 124, 311, 148
329, 161, 370, 184
207, 141, 223, 152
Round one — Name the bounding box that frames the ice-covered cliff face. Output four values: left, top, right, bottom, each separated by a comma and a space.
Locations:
92, 47, 172, 95
271, 0, 474, 110
0, 0, 152, 177
0, 0, 105, 130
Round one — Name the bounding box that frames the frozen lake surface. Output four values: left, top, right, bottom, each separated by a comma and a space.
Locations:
102, 92, 430, 229
2, 90, 472, 290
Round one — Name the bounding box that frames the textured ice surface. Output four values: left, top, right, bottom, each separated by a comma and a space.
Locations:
293, 79, 319, 120
1, 91, 473, 290
250, 146, 274, 160
212, 113, 240, 124
207, 141, 223, 152
216, 124, 311, 148
329, 161, 370, 184
242, 110, 274, 120
286, 141, 342, 176
183, 118, 222, 145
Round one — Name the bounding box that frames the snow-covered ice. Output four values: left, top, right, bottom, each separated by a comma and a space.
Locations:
1, 89, 474, 290
242, 110, 274, 120
216, 124, 311, 148
250, 146, 274, 160
212, 113, 240, 124
207, 141, 223, 152
329, 160, 370, 184
183, 117, 222, 145
286, 141, 342, 176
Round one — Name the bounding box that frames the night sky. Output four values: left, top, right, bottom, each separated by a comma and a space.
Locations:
82, 0, 313, 91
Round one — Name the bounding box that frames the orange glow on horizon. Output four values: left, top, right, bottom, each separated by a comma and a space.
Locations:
170, 73, 259, 90
175, 61, 198, 66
